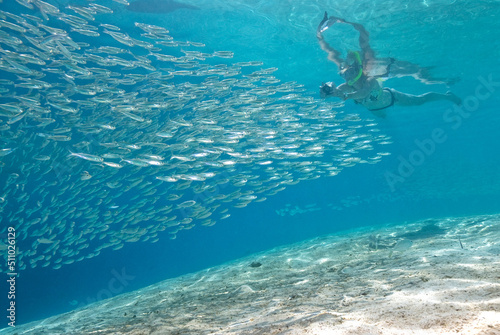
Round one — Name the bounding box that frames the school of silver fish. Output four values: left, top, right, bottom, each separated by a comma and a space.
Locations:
0, 0, 392, 272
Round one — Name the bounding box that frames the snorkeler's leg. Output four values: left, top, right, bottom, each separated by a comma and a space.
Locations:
391, 89, 462, 106
387, 59, 460, 85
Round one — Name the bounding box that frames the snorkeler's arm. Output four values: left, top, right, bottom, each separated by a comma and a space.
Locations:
326, 83, 356, 99
318, 13, 375, 64
316, 34, 344, 67
320, 82, 355, 99
316, 12, 344, 67
343, 20, 376, 62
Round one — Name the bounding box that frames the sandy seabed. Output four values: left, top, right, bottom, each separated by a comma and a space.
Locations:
2, 214, 500, 335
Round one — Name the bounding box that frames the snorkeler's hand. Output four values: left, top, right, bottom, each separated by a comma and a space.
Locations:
317, 12, 329, 33
320, 82, 344, 99
317, 12, 345, 34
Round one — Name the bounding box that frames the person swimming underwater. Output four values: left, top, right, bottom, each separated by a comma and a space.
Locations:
316, 12, 461, 117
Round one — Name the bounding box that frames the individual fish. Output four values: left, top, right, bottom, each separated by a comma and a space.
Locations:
80, 171, 92, 180
37, 238, 55, 244
68, 151, 104, 163
0, 148, 16, 156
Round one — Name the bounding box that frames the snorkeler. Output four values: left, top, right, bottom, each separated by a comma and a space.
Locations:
317, 12, 461, 117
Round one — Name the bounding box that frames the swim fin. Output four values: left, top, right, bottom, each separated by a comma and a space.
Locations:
318, 11, 344, 33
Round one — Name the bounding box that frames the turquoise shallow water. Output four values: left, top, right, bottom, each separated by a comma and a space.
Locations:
0, 0, 499, 328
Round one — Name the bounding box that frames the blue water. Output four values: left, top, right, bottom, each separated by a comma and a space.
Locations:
1, 0, 500, 328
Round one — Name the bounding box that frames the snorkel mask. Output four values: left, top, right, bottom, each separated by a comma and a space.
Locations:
341, 51, 363, 86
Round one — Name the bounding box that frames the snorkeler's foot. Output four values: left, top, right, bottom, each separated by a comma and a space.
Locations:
446, 91, 462, 105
